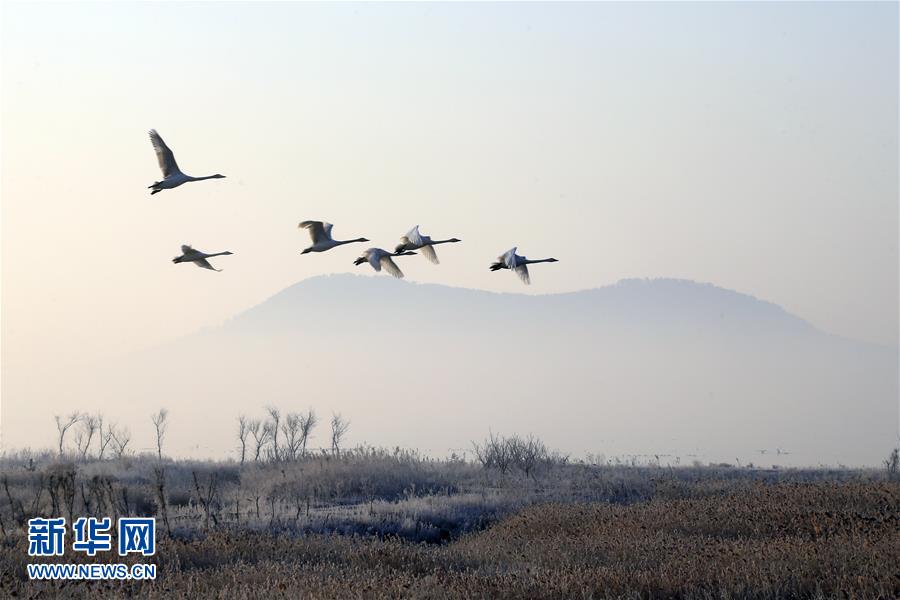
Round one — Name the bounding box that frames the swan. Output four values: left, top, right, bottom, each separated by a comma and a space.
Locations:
148, 130, 225, 195
394, 225, 461, 264
298, 221, 369, 253
172, 245, 233, 271
353, 248, 417, 278
489, 247, 558, 284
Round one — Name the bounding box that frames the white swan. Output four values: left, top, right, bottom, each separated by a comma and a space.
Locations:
148, 130, 225, 195
394, 225, 461, 264
172, 245, 233, 271
353, 248, 417, 279
298, 221, 369, 253
489, 247, 558, 284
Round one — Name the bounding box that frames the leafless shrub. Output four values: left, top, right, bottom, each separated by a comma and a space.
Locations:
473, 431, 513, 474
151, 408, 169, 460
109, 425, 132, 458
331, 413, 350, 457
192, 470, 221, 531
46, 463, 77, 523
508, 434, 548, 480
237, 415, 250, 465
473, 432, 565, 479
154, 466, 171, 536
54, 413, 81, 457
281, 413, 304, 461
299, 409, 317, 456
248, 419, 270, 463
2, 475, 27, 525
266, 406, 281, 462
73, 414, 99, 461
97, 416, 114, 460
885, 447, 899, 480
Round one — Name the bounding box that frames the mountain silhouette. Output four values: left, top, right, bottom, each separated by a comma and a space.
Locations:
96, 275, 899, 465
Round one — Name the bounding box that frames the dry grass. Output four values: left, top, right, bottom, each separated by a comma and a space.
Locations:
1, 480, 896, 599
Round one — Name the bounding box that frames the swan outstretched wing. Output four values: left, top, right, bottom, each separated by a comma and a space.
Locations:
514, 264, 530, 285
381, 256, 404, 278
193, 257, 220, 272
501, 248, 518, 268
299, 221, 328, 243
405, 225, 424, 247
149, 130, 180, 178
420, 244, 439, 264
365, 249, 383, 272
180, 245, 206, 260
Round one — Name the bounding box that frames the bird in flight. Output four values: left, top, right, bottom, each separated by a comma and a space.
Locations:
298, 221, 369, 254
148, 129, 225, 195
172, 245, 234, 272
353, 248, 417, 279
489, 247, 558, 284
394, 225, 461, 264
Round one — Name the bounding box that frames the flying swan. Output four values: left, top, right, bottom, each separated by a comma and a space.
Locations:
172, 245, 233, 272
148, 130, 225, 195
353, 248, 417, 278
394, 225, 461, 264
298, 221, 369, 254
489, 247, 558, 284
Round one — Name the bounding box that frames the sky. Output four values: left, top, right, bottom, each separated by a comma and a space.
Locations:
1, 2, 898, 453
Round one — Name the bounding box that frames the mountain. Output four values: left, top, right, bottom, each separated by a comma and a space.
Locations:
77, 276, 900, 465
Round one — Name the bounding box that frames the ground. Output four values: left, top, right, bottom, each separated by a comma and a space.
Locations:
0, 451, 897, 598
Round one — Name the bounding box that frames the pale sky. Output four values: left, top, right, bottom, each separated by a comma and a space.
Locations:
2, 2, 898, 413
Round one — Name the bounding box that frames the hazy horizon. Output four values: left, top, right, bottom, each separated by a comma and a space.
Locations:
2, 273, 896, 468
2, 2, 898, 463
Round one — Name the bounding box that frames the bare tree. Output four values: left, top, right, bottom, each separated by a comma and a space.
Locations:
97, 417, 114, 460
109, 425, 132, 458
281, 413, 303, 461
192, 470, 221, 531
330, 413, 350, 457
151, 408, 169, 460
54, 413, 81, 457
237, 415, 250, 465
509, 434, 548, 480
885, 447, 900, 480
249, 419, 270, 462
153, 467, 172, 537
266, 406, 281, 461
74, 414, 99, 460
299, 409, 317, 456
472, 431, 513, 474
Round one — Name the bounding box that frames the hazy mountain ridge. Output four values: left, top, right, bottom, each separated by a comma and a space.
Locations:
52, 274, 896, 465
219, 274, 822, 339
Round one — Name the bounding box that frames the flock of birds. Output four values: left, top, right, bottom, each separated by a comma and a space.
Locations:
151, 130, 559, 283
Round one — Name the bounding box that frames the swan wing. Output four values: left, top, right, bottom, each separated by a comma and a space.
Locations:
405, 225, 424, 246
180, 245, 206, 260
502, 248, 518, 268
381, 256, 404, 279
299, 220, 327, 244
420, 244, 439, 264
323, 222, 334, 240
193, 257, 220, 271
514, 264, 530, 285
367, 249, 383, 271
149, 130, 180, 177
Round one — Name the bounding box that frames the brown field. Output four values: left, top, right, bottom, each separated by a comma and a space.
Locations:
2, 479, 897, 599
